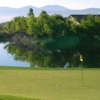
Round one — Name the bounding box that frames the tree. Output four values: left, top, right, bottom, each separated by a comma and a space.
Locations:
37, 10, 50, 36
27, 15, 37, 35
13, 17, 27, 33
3, 20, 15, 33
27, 8, 34, 17
48, 14, 67, 37
78, 15, 100, 67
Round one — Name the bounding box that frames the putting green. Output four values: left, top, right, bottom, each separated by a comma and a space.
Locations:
0, 68, 100, 100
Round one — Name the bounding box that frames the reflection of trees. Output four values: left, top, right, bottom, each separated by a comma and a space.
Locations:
4, 43, 74, 68
4, 36, 100, 68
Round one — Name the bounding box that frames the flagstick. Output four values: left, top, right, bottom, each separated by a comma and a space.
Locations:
82, 66, 84, 87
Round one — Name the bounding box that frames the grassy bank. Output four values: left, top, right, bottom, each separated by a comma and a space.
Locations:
0, 67, 100, 100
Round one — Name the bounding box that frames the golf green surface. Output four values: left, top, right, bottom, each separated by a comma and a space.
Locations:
0, 67, 100, 100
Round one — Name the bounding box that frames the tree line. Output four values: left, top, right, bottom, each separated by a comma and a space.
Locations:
0, 8, 100, 39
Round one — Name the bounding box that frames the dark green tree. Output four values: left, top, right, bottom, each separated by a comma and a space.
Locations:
27, 8, 34, 17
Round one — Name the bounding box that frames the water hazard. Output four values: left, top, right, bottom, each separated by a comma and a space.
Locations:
0, 42, 30, 67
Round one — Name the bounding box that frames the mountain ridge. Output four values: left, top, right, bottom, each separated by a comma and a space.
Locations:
0, 5, 100, 22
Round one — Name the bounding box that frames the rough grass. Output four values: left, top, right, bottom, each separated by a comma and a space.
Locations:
0, 67, 100, 100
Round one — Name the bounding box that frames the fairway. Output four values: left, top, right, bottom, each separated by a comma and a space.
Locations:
0, 68, 100, 100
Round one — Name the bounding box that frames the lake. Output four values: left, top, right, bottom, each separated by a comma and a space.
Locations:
0, 42, 70, 68
0, 41, 97, 68
0, 42, 30, 67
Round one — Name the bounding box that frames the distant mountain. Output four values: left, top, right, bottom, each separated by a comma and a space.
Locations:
40, 5, 69, 11
0, 5, 100, 22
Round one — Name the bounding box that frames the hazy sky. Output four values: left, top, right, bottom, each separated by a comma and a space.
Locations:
0, 0, 100, 9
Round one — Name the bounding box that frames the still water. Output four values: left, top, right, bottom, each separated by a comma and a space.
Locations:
0, 42, 83, 68
0, 42, 70, 68
0, 43, 30, 67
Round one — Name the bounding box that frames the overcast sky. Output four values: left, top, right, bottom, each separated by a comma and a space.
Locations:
0, 0, 100, 9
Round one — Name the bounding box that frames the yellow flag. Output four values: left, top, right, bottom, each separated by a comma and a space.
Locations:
80, 55, 83, 62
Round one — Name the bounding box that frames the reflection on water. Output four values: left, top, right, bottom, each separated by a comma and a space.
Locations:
0, 42, 73, 68
0, 42, 30, 67
1, 41, 99, 68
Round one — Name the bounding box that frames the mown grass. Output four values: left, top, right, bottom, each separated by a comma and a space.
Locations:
0, 67, 100, 100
